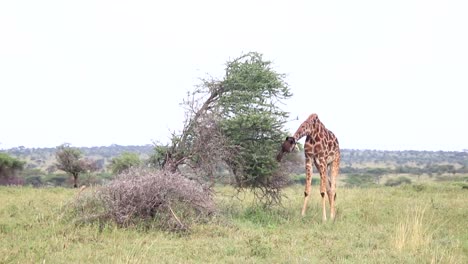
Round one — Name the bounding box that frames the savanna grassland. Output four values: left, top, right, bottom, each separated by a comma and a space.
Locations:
1, 183, 467, 264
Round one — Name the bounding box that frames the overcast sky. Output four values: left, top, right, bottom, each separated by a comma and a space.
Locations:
1, 0, 467, 151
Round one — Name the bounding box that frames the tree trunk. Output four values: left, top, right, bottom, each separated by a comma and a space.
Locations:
73, 173, 78, 188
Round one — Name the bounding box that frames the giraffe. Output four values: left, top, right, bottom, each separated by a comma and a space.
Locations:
277, 113, 340, 221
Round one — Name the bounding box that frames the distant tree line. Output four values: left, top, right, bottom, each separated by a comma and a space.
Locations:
4, 147, 467, 174
2, 146, 467, 188
5, 144, 153, 159
341, 149, 468, 167
341, 164, 468, 176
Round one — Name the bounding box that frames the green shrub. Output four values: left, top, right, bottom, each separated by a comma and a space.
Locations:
290, 174, 319, 186
108, 152, 141, 174
343, 174, 377, 187
385, 176, 412, 187
412, 184, 427, 192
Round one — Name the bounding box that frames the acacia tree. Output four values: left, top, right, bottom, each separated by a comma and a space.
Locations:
219, 53, 292, 184
109, 152, 142, 174
153, 52, 294, 204
55, 144, 94, 188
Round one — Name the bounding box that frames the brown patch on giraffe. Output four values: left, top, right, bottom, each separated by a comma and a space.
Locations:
314, 144, 322, 153
314, 135, 321, 142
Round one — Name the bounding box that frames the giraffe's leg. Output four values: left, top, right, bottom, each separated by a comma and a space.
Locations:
328, 158, 340, 220
301, 156, 313, 216
318, 164, 328, 222
327, 170, 336, 220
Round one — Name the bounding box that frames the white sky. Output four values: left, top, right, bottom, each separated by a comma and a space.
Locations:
1, 0, 467, 151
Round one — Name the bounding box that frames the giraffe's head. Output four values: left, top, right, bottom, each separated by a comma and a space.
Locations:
276, 136, 296, 162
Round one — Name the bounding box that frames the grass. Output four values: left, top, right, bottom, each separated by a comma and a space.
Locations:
1, 183, 467, 263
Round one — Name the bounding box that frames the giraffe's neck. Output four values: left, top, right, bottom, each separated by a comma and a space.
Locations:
293, 120, 318, 141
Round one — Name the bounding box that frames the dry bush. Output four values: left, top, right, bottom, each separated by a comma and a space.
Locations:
72, 168, 215, 231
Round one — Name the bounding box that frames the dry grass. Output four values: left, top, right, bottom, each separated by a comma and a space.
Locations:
393, 204, 464, 264
394, 206, 430, 251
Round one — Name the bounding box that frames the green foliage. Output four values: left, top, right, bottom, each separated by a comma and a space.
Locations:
220, 52, 291, 116
147, 144, 169, 169
218, 52, 292, 187
412, 183, 427, 192
24, 175, 43, 186
290, 174, 320, 185
20, 168, 45, 187
55, 144, 84, 174
109, 152, 141, 174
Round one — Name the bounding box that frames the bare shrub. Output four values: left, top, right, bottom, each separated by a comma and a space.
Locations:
72, 168, 215, 231
151, 86, 237, 186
